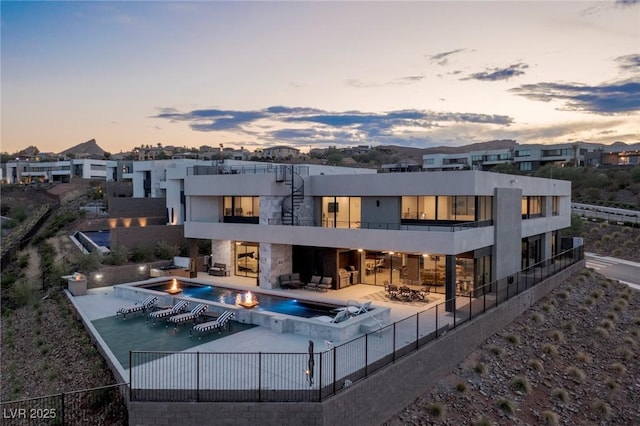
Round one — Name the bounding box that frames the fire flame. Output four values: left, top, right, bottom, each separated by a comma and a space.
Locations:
171, 278, 178, 292
245, 291, 253, 304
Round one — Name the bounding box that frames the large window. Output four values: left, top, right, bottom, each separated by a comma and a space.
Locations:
552, 196, 559, 216
322, 197, 360, 228
402, 196, 479, 222
235, 242, 258, 278
223, 196, 259, 223
522, 196, 543, 219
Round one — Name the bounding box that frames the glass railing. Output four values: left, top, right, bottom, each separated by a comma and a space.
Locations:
266, 218, 493, 231
188, 164, 310, 176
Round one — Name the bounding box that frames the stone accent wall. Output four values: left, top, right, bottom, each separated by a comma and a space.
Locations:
259, 243, 292, 289
260, 196, 284, 224
211, 240, 232, 268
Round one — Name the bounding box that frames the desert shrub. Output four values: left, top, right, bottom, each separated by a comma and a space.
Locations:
541, 410, 560, 426
130, 246, 154, 262
549, 330, 564, 342
542, 344, 558, 356
496, 398, 516, 415
155, 240, 180, 260
531, 312, 544, 324
474, 362, 488, 375
103, 245, 130, 266
527, 358, 544, 372
610, 362, 627, 377
472, 416, 493, 426
541, 303, 555, 313
563, 322, 576, 332
600, 319, 614, 330
590, 399, 612, 420
565, 366, 586, 383
575, 352, 592, 363
455, 382, 467, 393
425, 402, 445, 418
594, 327, 609, 338
616, 347, 634, 361
551, 387, 569, 403
505, 334, 521, 345
487, 345, 505, 357
510, 376, 531, 393
556, 291, 568, 300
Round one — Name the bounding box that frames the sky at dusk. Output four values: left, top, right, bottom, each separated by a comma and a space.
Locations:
1, 1, 639, 155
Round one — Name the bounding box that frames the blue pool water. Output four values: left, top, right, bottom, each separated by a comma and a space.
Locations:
81, 230, 111, 249
145, 282, 339, 318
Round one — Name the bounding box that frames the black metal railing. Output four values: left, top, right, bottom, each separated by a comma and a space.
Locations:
130, 247, 583, 403
0, 383, 128, 426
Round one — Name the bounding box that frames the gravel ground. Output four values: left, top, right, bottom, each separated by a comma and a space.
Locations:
384, 270, 640, 425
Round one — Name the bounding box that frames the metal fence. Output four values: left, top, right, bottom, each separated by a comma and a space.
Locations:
130, 246, 583, 403
0, 383, 128, 426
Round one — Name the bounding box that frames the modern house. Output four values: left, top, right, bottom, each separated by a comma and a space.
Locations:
422, 142, 591, 172
182, 164, 571, 309
5, 159, 117, 184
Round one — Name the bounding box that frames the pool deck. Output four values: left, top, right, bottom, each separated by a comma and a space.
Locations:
68, 272, 446, 382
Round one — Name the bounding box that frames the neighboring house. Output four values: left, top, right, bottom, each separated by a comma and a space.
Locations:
5, 159, 116, 184
182, 165, 571, 309
422, 142, 592, 172
260, 145, 301, 159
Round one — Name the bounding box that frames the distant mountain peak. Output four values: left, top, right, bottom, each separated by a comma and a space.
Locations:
58, 138, 106, 157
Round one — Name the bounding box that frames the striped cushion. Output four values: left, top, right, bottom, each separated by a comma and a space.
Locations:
117, 296, 158, 316
149, 300, 189, 320
169, 303, 208, 324
193, 311, 235, 333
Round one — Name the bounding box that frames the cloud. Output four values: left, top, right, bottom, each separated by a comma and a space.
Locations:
510, 80, 640, 114
345, 74, 424, 88
153, 106, 514, 147
616, 0, 639, 6
615, 54, 640, 73
427, 49, 469, 66
463, 63, 529, 81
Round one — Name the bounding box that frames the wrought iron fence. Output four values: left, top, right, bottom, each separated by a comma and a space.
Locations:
0, 383, 128, 426
130, 247, 583, 403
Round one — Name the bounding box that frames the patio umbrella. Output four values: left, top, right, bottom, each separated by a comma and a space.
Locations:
307, 340, 315, 386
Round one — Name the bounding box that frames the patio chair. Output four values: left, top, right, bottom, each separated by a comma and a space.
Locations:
147, 299, 189, 325
317, 277, 333, 292
168, 303, 208, 330
306, 275, 322, 291
190, 310, 236, 339
116, 295, 158, 319
387, 284, 400, 300
314, 310, 349, 323
399, 286, 413, 300
337, 300, 372, 316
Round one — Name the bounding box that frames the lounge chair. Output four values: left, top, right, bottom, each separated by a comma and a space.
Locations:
337, 300, 372, 316
190, 310, 235, 338
116, 295, 158, 319
317, 277, 333, 292
168, 303, 208, 330
314, 310, 349, 323
306, 275, 322, 291
147, 299, 189, 324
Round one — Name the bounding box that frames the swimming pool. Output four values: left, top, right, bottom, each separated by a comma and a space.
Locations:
144, 281, 339, 318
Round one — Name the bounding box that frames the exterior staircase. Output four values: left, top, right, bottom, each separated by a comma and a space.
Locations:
280, 165, 304, 225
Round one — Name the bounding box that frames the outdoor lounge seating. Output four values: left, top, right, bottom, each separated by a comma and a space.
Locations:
147, 299, 189, 324
190, 310, 235, 338
317, 277, 333, 292
208, 262, 228, 276
168, 303, 208, 329
313, 310, 349, 323
305, 275, 322, 291
116, 295, 158, 319
279, 273, 305, 289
